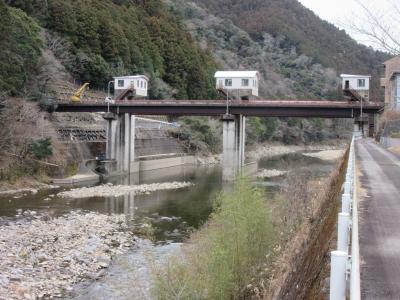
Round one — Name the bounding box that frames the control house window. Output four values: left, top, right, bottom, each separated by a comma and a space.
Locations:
118, 80, 124, 87
225, 79, 232, 87
358, 79, 366, 88
242, 79, 249, 87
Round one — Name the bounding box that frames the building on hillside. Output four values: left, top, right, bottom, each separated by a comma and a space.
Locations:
340, 74, 371, 102
114, 75, 149, 100
381, 56, 400, 110
214, 71, 259, 100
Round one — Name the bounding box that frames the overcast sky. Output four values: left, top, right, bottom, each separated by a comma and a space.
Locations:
297, 0, 395, 49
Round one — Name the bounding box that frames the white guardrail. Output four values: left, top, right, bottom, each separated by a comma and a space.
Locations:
135, 117, 180, 130
330, 135, 361, 300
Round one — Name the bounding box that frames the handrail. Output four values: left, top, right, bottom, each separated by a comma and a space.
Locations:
350, 138, 361, 299
330, 135, 361, 300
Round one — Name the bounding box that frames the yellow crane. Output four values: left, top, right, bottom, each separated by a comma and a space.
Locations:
70, 83, 90, 102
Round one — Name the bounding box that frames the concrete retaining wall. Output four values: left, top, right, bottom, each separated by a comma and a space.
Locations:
140, 156, 195, 171
135, 128, 184, 157
54, 155, 195, 185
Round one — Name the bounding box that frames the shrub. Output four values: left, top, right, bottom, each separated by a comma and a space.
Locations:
246, 117, 278, 144
172, 117, 221, 154
389, 131, 400, 139
30, 137, 53, 160
154, 177, 275, 299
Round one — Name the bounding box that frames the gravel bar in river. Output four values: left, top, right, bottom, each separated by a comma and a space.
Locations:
57, 181, 194, 199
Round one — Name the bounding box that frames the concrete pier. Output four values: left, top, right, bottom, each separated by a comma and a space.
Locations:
104, 112, 117, 159
104, 113, 136, 174
221, 114, 246, 181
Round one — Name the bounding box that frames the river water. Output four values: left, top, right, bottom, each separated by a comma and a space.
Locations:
0, 150, 340, 299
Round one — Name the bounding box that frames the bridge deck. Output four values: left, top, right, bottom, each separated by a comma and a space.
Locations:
55, 100, 383, 118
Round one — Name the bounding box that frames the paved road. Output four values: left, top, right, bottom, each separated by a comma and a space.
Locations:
357, 139, 400, 299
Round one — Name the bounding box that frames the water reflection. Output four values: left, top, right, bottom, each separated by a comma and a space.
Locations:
0, 151, 336, 242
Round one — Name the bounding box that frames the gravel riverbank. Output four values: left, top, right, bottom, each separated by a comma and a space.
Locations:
57, 182, 194, 199
0, 211, 134, 299
256, 169, 288, 178
302, 149, 345, 161
196, 143, 347, 166
247, 143, 346, 161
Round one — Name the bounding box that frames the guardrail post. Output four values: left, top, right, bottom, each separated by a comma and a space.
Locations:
330, 250, 348, 300
338, 212, 350, 253
341, 193, 352, 214
344, 181, 352, 195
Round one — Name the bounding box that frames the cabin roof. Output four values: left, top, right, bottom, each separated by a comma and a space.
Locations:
340, 74, 371, 78
214, 71, 259, 78
114, 75, 149, 81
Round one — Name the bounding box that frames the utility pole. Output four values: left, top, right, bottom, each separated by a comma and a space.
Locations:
106, 80, 114, 113
226, 89, 229, 115
360, 96, 364, 136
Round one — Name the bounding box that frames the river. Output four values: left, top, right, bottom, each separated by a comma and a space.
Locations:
0, 149, 341, 299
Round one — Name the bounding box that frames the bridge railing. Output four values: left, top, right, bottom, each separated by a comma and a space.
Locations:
330, 136, 360, 300
135, 117, 180, 130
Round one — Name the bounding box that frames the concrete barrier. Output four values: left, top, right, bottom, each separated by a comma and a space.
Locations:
52, 172, 99, 185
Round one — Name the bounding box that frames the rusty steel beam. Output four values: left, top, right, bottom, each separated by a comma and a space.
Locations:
55, 100, 383, 118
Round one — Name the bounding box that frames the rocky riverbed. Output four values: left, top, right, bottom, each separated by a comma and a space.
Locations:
57, 182, 194, 199
0, 211, 134, 299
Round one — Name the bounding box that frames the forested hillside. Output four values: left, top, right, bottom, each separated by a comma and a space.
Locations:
167, 0, 339, 100
192, 0, 389, 77
0, 0, 389, 149
166, 0, 353, 145
2, 0, 217, 99
0, 1, 42, 96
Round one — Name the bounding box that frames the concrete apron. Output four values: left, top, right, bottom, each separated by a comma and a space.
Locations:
53, 156, 196, 185
105, 155, 196, 177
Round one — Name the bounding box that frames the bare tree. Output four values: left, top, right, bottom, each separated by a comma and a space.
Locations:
347, 0, 400, 55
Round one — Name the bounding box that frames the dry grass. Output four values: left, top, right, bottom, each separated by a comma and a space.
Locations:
260, 149, 348, 300
153, 177, 276, 300
377, 110, 400, 133
0, 97, 68, 183
152, 150, 348, 300
388, 146, 400, 155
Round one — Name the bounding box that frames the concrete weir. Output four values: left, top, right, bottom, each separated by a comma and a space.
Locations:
102, 112, 367, 182
221, 114, 246, 181
104, 112, 248, 180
